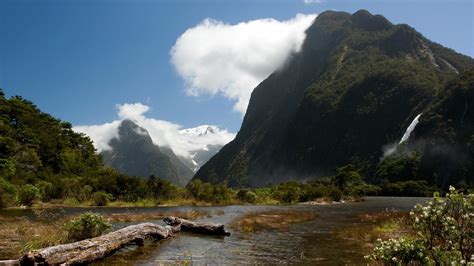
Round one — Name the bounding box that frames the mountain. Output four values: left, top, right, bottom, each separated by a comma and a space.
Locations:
177, 125, 228, 172
194, 10, 474, 188
100, 120, 193, 186
378, 69, 474, 189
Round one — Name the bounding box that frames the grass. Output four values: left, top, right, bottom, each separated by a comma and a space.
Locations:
0, 208, 220, 260
26, 198, 250, 209
334, 211, 412, 253
230, 210, 319, 233
0, 217, 68, 260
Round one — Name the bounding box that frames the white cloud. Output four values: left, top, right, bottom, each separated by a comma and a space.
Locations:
303, 0, 326, 4
73, 103, 236, 158
171, 13, 317, 114
117, 103, 150, 120
74, 121, 121, 152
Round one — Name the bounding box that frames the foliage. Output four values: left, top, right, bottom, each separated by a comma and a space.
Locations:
64, 212, 111, 242
375, 153, 421, 182
91, 191, 111, 206
367, 186, 474, 264
271, 181, 303, 204
186, 180, 232, 203
0, 91, 102, 184
366, 237, 428, 264
236, 189, 257, 203
379, 180, 436, 197
333, 164, 364, 191
17, 184, 39, 206
36, 181, 55, 202
0, 177, 16, 207
325, 186, 343, 202
147, 175, 181, 201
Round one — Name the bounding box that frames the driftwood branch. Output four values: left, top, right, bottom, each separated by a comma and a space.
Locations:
19, 217, 230, 265
164, 216, 231, 236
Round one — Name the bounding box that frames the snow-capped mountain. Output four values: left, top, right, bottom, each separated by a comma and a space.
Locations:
179, 125, 219, 136
178, 125, 232, 172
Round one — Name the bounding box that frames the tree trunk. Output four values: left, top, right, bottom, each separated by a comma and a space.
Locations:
20, 217, 230, 265
164, 216, 231, 236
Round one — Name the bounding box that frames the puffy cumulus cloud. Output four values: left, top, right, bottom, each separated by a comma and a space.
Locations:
171, 13, 317, 114
73, 103, 236, 158
117, 103, 150, 120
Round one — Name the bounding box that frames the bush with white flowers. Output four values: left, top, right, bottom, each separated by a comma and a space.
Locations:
366, 186, 474, 265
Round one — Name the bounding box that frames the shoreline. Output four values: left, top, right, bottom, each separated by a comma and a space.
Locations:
2, 199, 349, 210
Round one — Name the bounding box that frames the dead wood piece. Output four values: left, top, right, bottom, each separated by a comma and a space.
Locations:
163, 216, 231, 236
20, 223, 175, 265
19, 217, 230, 265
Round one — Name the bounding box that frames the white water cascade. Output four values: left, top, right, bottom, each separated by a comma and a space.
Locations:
399, 113, 422, 144
382, 113, 423, 159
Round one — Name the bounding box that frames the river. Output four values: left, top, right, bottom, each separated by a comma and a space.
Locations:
0, 197, 428, 265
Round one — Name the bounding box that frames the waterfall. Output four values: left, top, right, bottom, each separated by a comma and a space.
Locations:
382, 113, 423, 159
399, 113, 422, 144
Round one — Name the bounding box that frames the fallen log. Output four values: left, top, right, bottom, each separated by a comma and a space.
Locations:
20, 217, 230, 265
0, 259, 19, 265
164, 216, 231, 236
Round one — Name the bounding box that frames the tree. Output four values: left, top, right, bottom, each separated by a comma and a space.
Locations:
17, 184, 39, 206
91, 191, 111, 206
333, 164, 364, 191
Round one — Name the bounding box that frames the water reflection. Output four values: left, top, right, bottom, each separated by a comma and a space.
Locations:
0, 197, 428, 265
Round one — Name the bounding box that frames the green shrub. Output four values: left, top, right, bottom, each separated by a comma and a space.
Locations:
37, 181, 55, 202
17, 184, 39, 206
325, 186, 342, 202
365, 237, 428, 264
91, 191, 111, 206
79, 185, 93, 202
367, 186, 474, 264
236, 189, 257, 203
300, 184, 325, 201
271, 181, 303, 204
65, 212, 111, 241
0, 177, 16, 208
345, 183, 381, 198
186, 180, 232, 203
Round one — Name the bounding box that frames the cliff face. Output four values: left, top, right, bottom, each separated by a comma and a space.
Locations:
194, 10, 474, 187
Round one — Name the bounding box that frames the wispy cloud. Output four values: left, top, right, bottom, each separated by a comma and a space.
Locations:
74, 103, 235, 158
303, 0, 326, 4
170, 14, 317, 115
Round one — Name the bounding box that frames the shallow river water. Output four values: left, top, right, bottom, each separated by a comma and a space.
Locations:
0, 197, 428, 265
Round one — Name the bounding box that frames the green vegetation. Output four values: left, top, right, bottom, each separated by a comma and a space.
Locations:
91, 192, 112, 207
65, 212, 111, 242
0, 71, 471, 209
366, 187, 473, 264
17, 184, 39, 207
0, 212, 113, 258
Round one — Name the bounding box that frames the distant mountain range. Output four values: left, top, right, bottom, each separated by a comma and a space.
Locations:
193, 10, 474, 189
100, 120, 225, 186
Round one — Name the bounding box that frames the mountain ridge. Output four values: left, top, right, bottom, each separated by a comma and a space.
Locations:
193, 9, 474, 188
101, 119, 194, 186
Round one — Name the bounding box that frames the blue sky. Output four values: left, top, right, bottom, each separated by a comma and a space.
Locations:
1, 0, 473, 133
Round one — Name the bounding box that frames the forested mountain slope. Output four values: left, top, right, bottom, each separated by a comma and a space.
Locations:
194, 10, 474, 188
